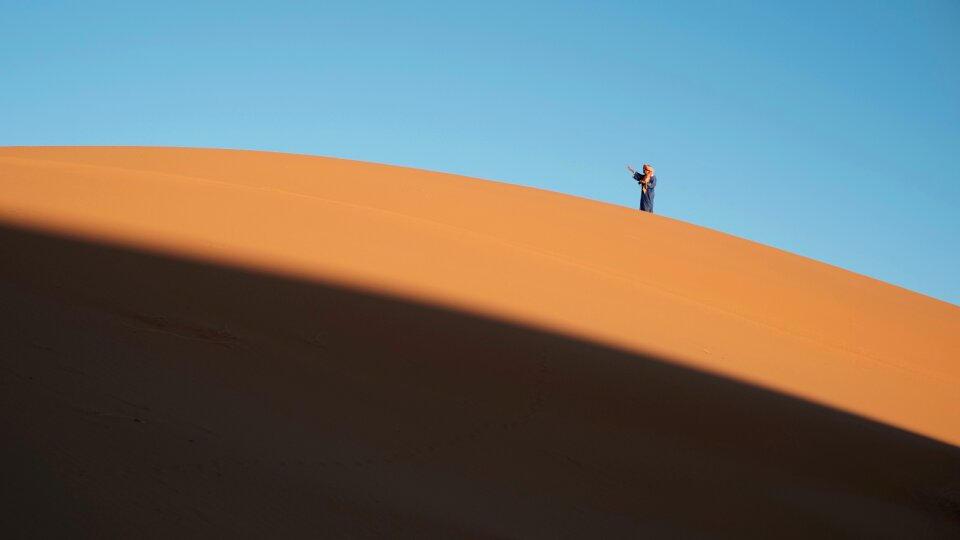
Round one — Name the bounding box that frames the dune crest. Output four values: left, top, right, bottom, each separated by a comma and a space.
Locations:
1, 146, 958, 446
3, 146, 960, 537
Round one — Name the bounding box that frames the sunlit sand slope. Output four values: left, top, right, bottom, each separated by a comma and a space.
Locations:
1, 147, 958, 538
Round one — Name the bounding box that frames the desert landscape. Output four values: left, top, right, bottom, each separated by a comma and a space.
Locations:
1, 147, 958, 538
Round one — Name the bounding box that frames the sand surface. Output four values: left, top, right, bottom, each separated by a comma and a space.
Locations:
1, 147, 958, 538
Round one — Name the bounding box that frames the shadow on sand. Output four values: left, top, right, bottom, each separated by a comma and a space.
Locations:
1, 223, 958, 539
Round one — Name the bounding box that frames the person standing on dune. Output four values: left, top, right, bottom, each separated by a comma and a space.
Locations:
627, 163, 657, 213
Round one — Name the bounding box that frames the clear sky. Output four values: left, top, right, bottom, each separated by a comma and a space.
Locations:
2, 1, 958, 305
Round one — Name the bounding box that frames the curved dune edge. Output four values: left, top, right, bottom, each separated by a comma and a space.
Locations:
1, 146, 958, 447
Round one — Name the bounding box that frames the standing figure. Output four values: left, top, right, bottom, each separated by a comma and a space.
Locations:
627, 164, 657, 213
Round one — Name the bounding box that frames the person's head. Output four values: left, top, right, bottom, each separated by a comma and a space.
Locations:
643, 164, 654, 175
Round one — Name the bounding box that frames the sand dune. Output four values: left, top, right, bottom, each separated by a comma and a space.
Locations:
1, 147, 958, 538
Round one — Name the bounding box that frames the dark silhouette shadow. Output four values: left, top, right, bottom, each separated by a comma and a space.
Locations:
1, 223, 958, 539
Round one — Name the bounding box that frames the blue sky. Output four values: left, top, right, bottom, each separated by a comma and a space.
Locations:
2, 0, 958, 305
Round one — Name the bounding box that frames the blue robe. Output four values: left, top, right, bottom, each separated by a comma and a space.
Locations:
633, 172, 657, 213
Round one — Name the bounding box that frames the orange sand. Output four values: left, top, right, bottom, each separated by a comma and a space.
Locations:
1, 147, 958, 537
2, 146, 957, 445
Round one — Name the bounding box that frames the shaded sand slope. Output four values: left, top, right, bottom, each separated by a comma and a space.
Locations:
2, 225, 958, 539
0, 147, 959, 537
